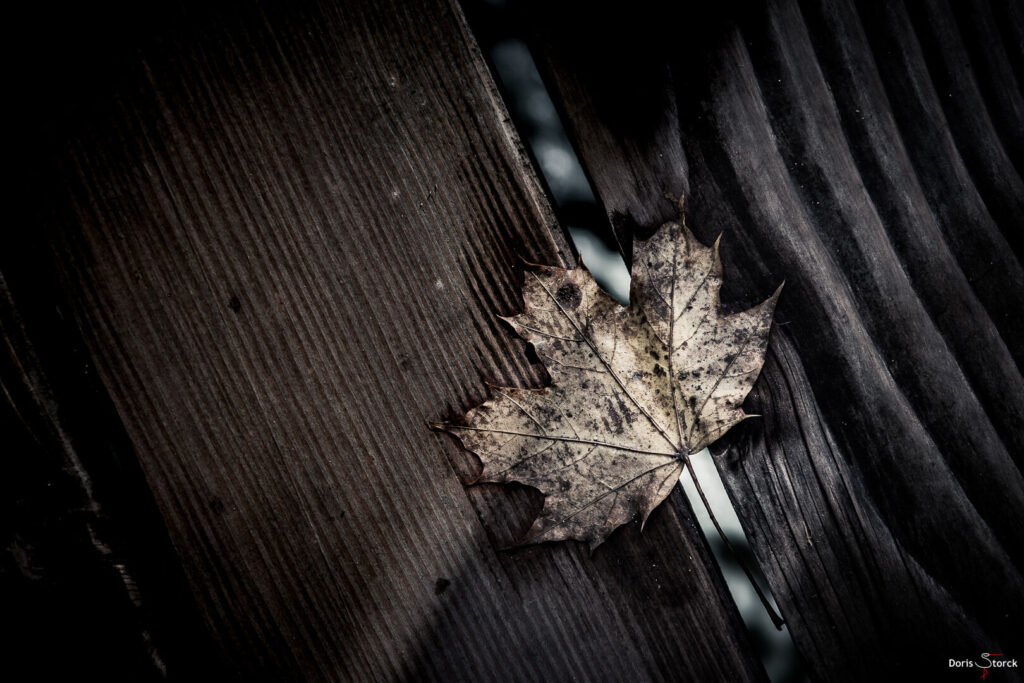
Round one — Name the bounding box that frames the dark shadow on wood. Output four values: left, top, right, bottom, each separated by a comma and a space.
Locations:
1, 243, 232, 680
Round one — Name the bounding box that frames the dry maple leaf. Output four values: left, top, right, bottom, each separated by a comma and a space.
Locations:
437, 219, 781, 550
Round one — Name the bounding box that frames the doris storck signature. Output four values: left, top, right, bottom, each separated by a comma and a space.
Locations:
949, 653, 1019, 680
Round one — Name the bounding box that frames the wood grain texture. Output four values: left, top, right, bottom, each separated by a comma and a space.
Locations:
525, 0, 1024, 679
24, 0, 766, 679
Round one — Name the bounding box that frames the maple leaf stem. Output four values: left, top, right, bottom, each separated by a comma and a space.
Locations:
680, 451, 785, 631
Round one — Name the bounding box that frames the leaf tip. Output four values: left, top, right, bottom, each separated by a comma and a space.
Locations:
482, 380, 512, 394
763, 281, 785, 314
496, 314, 521, 331
515, 253, 548, 269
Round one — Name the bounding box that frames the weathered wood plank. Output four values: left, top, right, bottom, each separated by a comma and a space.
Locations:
525, 0, 1024, 679
21, 0, 766, 679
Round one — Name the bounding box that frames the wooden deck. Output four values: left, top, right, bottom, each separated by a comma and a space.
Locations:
4, 0, 1021, 680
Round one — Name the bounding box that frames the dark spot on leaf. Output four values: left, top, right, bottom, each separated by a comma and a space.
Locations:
556, 281, 582, 310
607, 404, 625, 433
653, 364, 666, 377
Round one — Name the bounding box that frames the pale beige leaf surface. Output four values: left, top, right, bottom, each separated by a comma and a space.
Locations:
439, 219, 780, 549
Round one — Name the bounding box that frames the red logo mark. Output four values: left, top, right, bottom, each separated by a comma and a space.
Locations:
982, 654, 1003, 680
